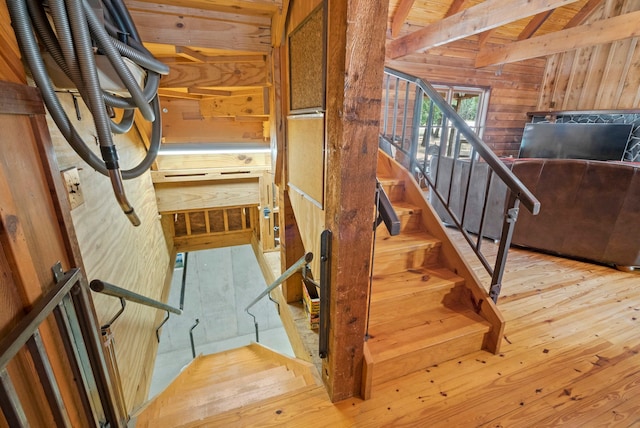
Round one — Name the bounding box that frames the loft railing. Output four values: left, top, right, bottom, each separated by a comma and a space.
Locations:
0, 264, 127, 427
381, 67, 540, 302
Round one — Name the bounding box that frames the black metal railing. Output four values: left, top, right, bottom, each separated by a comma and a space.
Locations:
380, 67, 540, 302
0, 263, 127, 427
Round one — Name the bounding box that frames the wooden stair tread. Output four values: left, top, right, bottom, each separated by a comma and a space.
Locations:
367, 308, 491, 363
155, 365, 295, 407
152, 372, 309, 427
369, 302, 477, 332
370, 267, 465, 303
175, 351, 278, 389
375, 231, 441, 252
179, 384, 329, 427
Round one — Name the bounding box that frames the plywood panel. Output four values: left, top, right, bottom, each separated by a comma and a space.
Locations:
45, 94, 170, 411
155, 179, 260, 212
287, 114, 325, 206
156, 152, 271, 170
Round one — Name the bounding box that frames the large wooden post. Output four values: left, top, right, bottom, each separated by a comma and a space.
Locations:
323, 0, 389, 402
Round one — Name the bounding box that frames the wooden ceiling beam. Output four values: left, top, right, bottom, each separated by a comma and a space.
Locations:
390, 0, 416, 38
518, 10, 554, 40
564, 0, 605, 28
386, 0, 582, 59
160, 62, 269, 88
476, 10, 640, 67
175, 46, 207, 63
444, 0, 469, 18
128, 3, 270, 53
124, 0, 279, 17
157, 89, 203, 100
162, 54, 267, 65
187, 87, 263, 97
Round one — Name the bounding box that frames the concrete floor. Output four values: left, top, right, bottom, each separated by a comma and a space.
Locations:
148, 245, 293, 398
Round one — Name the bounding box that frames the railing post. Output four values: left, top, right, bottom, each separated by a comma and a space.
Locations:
489, 192, 520, 303
410, 85, 423, 176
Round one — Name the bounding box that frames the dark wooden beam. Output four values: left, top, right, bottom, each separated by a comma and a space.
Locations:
518, 10, 554, 40
323, 0, 389, 402
564, 0, 605, 28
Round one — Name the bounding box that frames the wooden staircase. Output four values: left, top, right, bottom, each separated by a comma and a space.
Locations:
133, 343, 324, 427
363, 150, 505, 394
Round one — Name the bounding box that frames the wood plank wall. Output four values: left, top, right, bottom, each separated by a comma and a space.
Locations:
0, 3, 91, 425
46, 95, 170, 411
538, 0, 640, 110
386, 40, 547, 157
160, 97, 268, 144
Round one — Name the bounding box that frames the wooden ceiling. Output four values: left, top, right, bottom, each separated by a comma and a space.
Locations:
124, 0, 639, 101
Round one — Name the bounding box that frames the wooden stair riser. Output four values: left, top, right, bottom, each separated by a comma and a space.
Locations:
370, 269, 465, 304
378, 179, 406, 203
370, 328, 490, 387
376, 205, 423, 237
369, 285, 472, 328
373, 245, 441, 275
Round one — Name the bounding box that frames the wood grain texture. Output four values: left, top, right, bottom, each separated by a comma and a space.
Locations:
160, 62, 269, 88
389, 0, 582, 59
129, 5, 270, 54
165, 237, 640, 427
322, 0, 389, 402
287, 115, 325, 206
0, 1, 26, 85
538, 0, 640, 109
45, 94, 170, 412
155, 179, 260, 212
387, 39, 546, 157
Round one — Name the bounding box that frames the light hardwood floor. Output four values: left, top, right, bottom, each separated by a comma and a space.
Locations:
207, 232, 640, 427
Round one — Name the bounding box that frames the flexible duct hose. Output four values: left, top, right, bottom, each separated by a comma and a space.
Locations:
7, 0, 167, 226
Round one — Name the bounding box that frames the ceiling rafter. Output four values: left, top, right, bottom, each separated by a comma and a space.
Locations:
518, 10, 555, 40
386, 0, 582, 59
444, 0, 470, 18
390, 0, 416, 38
564, 0, 605, 28
476, 9, 640, 67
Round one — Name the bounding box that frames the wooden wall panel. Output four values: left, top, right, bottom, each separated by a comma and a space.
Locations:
160, 97, 268, 144
287, 114, 325, 206
538, 0, 640, 110
155, 179, 260, 212
45, 95, 170, 411
387, 39, 547, 157
0, 2, 26, 85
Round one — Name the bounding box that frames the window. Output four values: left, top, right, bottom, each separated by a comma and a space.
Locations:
419, 85, 489, 161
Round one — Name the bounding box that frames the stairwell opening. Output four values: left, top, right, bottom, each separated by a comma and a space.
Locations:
149, 245, 293, 397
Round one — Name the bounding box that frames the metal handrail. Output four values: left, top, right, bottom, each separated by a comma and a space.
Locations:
385, 67, 540, 215
245, 252, 313, 342
381, 67, 541, 302
90, 279, 182, 315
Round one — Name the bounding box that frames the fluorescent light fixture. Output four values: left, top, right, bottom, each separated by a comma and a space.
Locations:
158, 143, 271, 156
